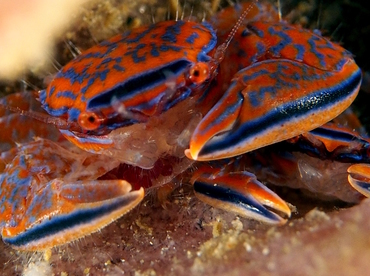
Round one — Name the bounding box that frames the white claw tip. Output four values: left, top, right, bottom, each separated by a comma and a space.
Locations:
185, 149, 198, 160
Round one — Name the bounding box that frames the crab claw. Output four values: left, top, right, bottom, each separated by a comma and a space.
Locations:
192, 171, 291, 224
186, 58, 361, 161
348, 164, 370, 198
2, 179, 144, 251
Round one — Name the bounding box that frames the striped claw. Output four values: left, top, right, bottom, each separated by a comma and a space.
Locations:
187, 20, 362, 161
348, 164, 370, 198
3, 180, 144, 251
187, 58, 361, 161
192, 171, 291, 224
0, 139, 144, 251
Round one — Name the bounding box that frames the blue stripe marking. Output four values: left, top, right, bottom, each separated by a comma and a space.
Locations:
81, 77, 95, 94
67, 108, 81, 121
56, 91, 77, 100
125, 24, 156, 44
310, 127, 369, 145
96, 57, 123, 70
209, 90, 243, 126
124, 43, 147, 63
40, 86, 57, 113
248, 86, 277, 107
193, 180, 278, 221
86, 59, 192, 109
334, 57, 348, 72
161, 21, 184, 43
186, 32, 200, 44
26, 183, 54, 225
332, 151, 369, 163
98, 69, 109, 81
241, 29, 252, 37
150, 43, 160, 57
2, 196, 137, 247
237, 60, 328, 110
354, 181, 370, 191
158, 44, 182, 52
294, 44, 305, 61
42, 104, 68, 117
199, 68, 362, 157
247, 41, 266, 64
308, 36, 326, 68
59, 67, 92, 85
59, 130, 113, 145
113, 64, 126, 72
9, 172, 30, 201
267, 26, 293, 56
163, 87, 192, 112
283, 126, 370, 163
247, 24, 265, 38
198, 22, 217, 62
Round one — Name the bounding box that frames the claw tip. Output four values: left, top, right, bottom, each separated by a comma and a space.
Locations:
185, 148, 198, 160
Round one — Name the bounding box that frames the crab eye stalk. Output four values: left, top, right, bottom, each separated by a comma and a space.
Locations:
78, 111, 102, 131
188, 62, 210, 85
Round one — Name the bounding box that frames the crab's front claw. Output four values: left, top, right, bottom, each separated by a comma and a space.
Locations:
2, 179, 144, 251
187, 59, 361, 161
192, 171, 291, 224
348, 164, 370, 198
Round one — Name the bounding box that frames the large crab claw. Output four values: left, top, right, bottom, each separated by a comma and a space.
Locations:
348, 164, 370, 198
2, 180, 144, 251
186, 58, 361, 161
0, 139, 144, 251
191, 169, 291, 224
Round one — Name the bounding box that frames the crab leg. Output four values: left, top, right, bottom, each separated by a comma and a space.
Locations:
283, 123, 370, 198
191, 167, 291, 224
285, 124, 370, 162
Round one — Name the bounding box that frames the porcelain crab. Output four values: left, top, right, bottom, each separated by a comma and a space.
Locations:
0, 1, 368, 251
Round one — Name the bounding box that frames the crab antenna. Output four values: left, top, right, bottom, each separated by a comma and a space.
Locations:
0, 103, 71, 130
224, 0, 258, 51
210, 0, 259, 73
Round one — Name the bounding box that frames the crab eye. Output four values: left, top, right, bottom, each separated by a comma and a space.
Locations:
78, 111, 102, 131
188, 62, 210, 85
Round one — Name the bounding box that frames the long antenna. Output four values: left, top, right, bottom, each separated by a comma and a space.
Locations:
209, 0, 259, 74
223, 0, 258, 51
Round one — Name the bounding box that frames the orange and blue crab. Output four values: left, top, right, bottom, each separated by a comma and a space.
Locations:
0, 0, 368, 251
